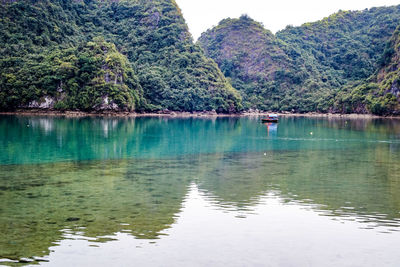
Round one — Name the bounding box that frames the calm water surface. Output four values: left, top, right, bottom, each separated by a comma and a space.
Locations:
0, 115, 400, 266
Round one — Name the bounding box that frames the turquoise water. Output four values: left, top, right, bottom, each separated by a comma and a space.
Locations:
0, 115, 400, 266
1, 116, 399, 164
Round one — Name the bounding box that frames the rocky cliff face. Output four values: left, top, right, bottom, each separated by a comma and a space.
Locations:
372, 27, 400, 113
377, 27, 400, 97
198, 15, 297, 109
199, 15, 290, 82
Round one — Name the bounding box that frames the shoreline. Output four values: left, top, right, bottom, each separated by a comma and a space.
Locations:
0, 109, 399, 119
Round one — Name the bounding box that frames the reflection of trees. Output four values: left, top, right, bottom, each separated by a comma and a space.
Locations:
197, 146, 400, 226
1, 116, 400, 263
8, 116, 398, 166
0, 158, 193, 262
195, 118, 400, 213
195, 152, 272, 210
0, 116, 243, 164
311, 117, 400, 137
0, 116, 139, 164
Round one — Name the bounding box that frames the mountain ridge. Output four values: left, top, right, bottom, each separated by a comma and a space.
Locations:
0, 0, 242, 113
2, 1, 400, 114
198, 6, 400, 114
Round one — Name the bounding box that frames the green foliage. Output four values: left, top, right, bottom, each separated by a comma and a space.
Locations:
0, 0, 242, 113
2, 1, 399, 114
198, 6, 400, 114
0, 38, 143, 111
338, 25, 400, 115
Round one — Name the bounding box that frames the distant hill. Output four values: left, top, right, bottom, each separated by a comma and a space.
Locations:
199, 6, 400, 114
198, 15, 293, 109
0, 0, 242, 113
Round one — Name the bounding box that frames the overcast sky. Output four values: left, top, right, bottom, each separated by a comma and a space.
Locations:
175, 0, 400, 40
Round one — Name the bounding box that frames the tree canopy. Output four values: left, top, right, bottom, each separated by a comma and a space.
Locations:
198, 7, 400, 115
0, 0, 242, 113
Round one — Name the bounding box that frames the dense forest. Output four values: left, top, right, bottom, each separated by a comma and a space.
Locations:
335, 26, 400, 115
1, 1, 400, 114
199, 7, 400, 115
0, 0, 242, 113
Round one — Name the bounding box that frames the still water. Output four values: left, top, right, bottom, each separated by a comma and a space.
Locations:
0, 115, 400, 266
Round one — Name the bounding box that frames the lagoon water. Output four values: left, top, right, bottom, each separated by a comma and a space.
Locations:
0, 115, 400, 266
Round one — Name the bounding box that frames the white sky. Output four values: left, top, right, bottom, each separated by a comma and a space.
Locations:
175, 0, 400, 40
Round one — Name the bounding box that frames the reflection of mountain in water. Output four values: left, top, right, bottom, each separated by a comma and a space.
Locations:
198, 148, 400, 225
0, 116, 400, 263
0, 158, 194, 262
1, 147, 400, 263
0, 116, 243, 164
3, 115, 400, 166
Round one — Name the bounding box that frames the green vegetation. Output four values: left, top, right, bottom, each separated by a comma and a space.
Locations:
2, 1, 400, 114
199, 15, 293, 110
0, 38, 143, 111
336, 26, 400, 115
0, 0, 242, 113
199, 7, 400, 114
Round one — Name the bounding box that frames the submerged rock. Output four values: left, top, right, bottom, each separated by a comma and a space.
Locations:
65, 217, 80, 222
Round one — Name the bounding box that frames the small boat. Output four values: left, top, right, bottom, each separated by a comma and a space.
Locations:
261, 114, 279, 123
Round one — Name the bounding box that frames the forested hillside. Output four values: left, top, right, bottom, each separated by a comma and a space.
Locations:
2, 1, 400, 115
335, 26, 400, 115
0, 0, 242, 113
199, 6, 400, 114
198, 15, 294, 110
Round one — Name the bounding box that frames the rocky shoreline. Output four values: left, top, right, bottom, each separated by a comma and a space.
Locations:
0, 109, 399, 119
